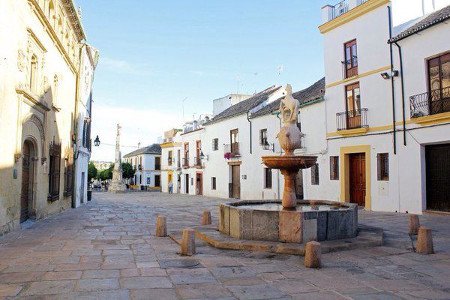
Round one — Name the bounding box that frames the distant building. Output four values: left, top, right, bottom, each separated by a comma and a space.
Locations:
213, 94, 251, 116
160, 129, 182, 193
123, 144, 162, 189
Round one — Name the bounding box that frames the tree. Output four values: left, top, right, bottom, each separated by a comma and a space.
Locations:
121, 162, 135, 179
88, 162, 97, 182
98, 164, 113, 181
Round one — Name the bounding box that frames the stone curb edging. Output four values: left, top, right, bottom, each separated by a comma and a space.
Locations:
169, 224, 383, 256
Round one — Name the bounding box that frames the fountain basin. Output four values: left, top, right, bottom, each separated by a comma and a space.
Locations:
262, 155, 317, 171
219, 200, 358, 243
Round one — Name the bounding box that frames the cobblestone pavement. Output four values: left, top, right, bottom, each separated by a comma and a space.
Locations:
1, 192, 449, 299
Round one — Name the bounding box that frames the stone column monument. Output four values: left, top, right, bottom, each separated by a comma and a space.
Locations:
109, 124, 126, 193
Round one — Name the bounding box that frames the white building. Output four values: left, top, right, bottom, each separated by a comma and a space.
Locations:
178, 117, 211, 196
160, 129, 182, 193
123, 144, 162, 190
312, 0, 450, 213
201, 80, 326, 200
73, 44, 98, 208
213, 94, 252, 116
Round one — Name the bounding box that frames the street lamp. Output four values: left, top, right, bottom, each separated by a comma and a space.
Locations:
94, 135, 100, 147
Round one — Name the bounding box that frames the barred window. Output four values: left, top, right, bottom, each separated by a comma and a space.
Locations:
211, 177, 217, 190
63, 157, 73, 197
212, 138, 219, 151
330, 156, 339, 180
48, 143, 61, 201
377, 153, 389, 181
311, 163, 319, 185
264, 168, 272, 189
260, 129, 268, 146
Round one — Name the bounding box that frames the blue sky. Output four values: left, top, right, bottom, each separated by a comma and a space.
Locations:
78, 0, 328, 161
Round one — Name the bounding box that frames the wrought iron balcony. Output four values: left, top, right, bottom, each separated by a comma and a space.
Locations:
410, 87, 450, 118
336, 108, 368, 131
193, 157, 202, 168
224, 142, 240, 159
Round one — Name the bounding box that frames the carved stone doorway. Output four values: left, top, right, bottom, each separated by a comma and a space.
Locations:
21, 140, 36, 223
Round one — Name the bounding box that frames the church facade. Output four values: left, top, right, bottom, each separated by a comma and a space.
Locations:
0, 0, 96, 234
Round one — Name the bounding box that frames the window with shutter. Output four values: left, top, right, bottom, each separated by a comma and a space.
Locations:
330, 156, 339, 180
311, 163, 319, 185
377, 153, 389, 181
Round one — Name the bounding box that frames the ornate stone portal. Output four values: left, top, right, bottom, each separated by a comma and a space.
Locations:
109, 124, 126, 193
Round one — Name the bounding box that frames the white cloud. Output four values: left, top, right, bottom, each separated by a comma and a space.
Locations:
99, 57, 149, 75
90, 103, 181, 161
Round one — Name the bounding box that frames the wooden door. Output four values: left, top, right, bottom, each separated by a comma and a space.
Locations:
426, 144, 450, 211
349, 153, 365, 206
196, 173, 203, 195
21, 141, 32, 223
231, 166, 240, 199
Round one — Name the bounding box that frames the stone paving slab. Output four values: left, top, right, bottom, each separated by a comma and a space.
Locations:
0, 192, 449, 299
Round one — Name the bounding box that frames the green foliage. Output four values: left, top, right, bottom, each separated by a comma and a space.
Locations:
88, 162, 97, 181
97, 164, 113, 181
121, 162, 135, 179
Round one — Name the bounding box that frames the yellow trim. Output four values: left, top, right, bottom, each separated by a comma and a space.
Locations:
410, 112, 450, 126
327, 124, 393, 138
160, 142, 181, 148
335, 127, 369, 136
326, 66, 391, 89
340, 145, 371, 210
319, 0, 390, 34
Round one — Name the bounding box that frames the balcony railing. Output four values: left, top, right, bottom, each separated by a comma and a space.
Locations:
224, 142, 240, 158
410, 87, 450, 118
193, 157, 202, 168
182, 157, 189, 168
337, 108, 368, 131
342, 57, 358, 78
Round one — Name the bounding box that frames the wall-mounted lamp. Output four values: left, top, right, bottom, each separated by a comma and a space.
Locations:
381, 70, 399, 80
94, 135, 101, 147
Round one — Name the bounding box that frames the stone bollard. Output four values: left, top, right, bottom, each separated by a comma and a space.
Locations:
304, 241, 321, 268
155, 215, 167, 237
408, 214, 420, 235
181, 228, 196, 256
416, 226, 434, 254
201, 210, 212, 225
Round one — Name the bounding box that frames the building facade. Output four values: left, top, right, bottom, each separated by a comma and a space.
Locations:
73, 44, 98, 208
160, 129, 182, 194
123, 144, 162, 190
0, 0, 94, 234
311, 0, 450, 213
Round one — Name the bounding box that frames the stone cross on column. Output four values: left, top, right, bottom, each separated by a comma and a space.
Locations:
109, 123, 126, 193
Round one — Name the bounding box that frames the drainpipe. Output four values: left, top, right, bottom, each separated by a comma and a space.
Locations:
393, 42, 407, 146
388, 6, 397, 155
246, 111, 252, 154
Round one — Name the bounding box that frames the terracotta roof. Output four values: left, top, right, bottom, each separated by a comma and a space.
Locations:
123, 144, 161, 158
389, 5, 450, 43
204, 86, 281, 125
250, 77, 325, 118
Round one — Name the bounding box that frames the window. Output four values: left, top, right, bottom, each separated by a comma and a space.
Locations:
147, 177, 150, 185
311, 163, 319, 185
260, 129, 268, 146
184, 143, 189, 166
168, 151, 173, 166
427, 53, 450, 115
64, 157, 73, 197
345, 82, 362, 129
139, 174, 142, 184
155, 157, 161, 170
30, 55, 38, 92
297, 113, 302, 132
344, 39, 358, 78
212, 138, 219, 151
155, 175, 161, 187
230, 129, 239, 155
377, 153, 389, 181
330, 156, 339, 180
211, 177, 217, 190
196, 140, 202, 166
264, 168, 272, 189
48, 143, 61, 201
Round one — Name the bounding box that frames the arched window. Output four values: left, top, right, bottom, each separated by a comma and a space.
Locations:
30, 55, 38, 92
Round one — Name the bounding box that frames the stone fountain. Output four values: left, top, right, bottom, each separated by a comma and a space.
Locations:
219, 85, 358, 244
